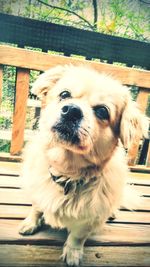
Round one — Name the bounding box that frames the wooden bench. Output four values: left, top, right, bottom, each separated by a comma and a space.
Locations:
0, 160, 150, 267
0, 45, 150, 165
0, 44, 150, 266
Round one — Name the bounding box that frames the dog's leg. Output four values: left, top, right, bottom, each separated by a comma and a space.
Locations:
19, 206, 43, 235
62, 221, 92, 266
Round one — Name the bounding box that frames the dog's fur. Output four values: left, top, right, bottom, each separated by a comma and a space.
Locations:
19, 65, 148, 266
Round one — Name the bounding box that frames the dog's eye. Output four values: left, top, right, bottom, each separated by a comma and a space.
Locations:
94, 105, 110, 121
59, 90, 71, 100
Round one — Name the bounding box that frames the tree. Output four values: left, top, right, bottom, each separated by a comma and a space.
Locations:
0, 0, 149, 41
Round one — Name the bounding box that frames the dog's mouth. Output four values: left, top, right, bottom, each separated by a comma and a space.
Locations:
52, 120, 80, 145
52, 104, 84, 145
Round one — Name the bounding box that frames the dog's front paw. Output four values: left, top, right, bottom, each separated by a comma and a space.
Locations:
62, 244, 83, 266
19, 217, 42, 236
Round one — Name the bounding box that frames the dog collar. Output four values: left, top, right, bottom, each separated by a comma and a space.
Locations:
50, 171, 96, 195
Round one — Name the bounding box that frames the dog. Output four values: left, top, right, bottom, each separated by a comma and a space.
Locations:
19, 65, 148, 266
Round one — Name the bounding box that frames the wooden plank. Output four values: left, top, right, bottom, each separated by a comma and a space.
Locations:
130, 165, 150, 173
10, 68, 30, 155
0, 171, 149, 188
136, 89, 150, 114
128, 89, 149, 166
127, 140, 140, 166
0, 205, 30, 219
0, 45, 150, 88
0, 184, 149, 210
113, 210, 150, 224
0, 189, 31, 205
0, 203, 150, 223
0, 162, 21, 175
129, 172, 150, 181
0, 219, 66, 245
131, 185, 150, 196
0, 176, 21, 188
0, 219, 149, 245
0, 65, 3, 103
146, 142, 150, 167
0, 153, 21, 163
0, 160, 150, 178
0, 175, 149, 195
0, 178, 150, 196
0, 245, 149, 267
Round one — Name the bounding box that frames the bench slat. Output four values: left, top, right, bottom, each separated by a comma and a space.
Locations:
0, 162, 21, 175
0, 176, 21, 188
0, 173, 150, 190
10, 68, 30, 155
0, 204, 149, 223
0, 245, 149, 267
0, 183, 149, 209
0, 219, 149, 245
0, 45, 150, 88
0, 161, 150, 179
0, 189, 31, 205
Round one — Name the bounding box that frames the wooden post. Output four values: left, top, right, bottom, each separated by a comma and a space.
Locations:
0, 65, 3, 103
146, 143, 150, 167
10, 68, 30, 155
128, 88, 149, 166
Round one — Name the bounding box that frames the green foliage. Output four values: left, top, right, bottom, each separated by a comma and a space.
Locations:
0, 0, 149, 40
97, 0, 149, 41
0, 66, 15, 131
0, 140, 11, 153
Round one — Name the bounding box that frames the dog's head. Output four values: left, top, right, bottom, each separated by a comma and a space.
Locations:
32, 65, 148, 165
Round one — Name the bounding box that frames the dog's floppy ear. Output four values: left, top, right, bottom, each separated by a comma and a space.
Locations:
120, 93, 149, 149
31, 65, 65, 99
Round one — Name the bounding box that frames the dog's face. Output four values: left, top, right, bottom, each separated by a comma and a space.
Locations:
32, 65, 148, 165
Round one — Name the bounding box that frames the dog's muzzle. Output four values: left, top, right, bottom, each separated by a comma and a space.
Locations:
52, 104, 83, 144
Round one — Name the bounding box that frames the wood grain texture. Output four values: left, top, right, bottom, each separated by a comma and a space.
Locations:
0, 203, 150, 222
0, 161, 21, 175
129, 172, 150, 181
0, 219, 149, 245
0, 170, 149, 210
0, 245, 150, 267
0, 188, 31, 205
146, 143, 150, 167
0, 205, 30, 219
136, 89, 150, 114
0, 175, 21, 188
0, 161, 149, 181
10, 68, 30, 155
0, 188, 149, 210
0, 65, 3, 103
128, 89, 150, 166
0, 168, 149, 266
0, 153, 22, 163
0, 45, 150, 88
130, 165, 150, 173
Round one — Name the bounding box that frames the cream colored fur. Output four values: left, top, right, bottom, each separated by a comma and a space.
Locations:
19, 65, 148, 266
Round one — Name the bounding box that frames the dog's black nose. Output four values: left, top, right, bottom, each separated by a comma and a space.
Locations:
61, 104, 83, 122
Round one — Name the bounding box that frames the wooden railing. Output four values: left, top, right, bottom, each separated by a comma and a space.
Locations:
0, 45, 150, 167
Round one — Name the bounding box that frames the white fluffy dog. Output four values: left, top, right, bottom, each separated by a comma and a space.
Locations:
19, 65, 148, 266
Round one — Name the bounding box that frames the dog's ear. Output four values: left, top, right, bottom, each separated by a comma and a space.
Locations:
120, 92, 149, 149
31, 66, 65, 99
